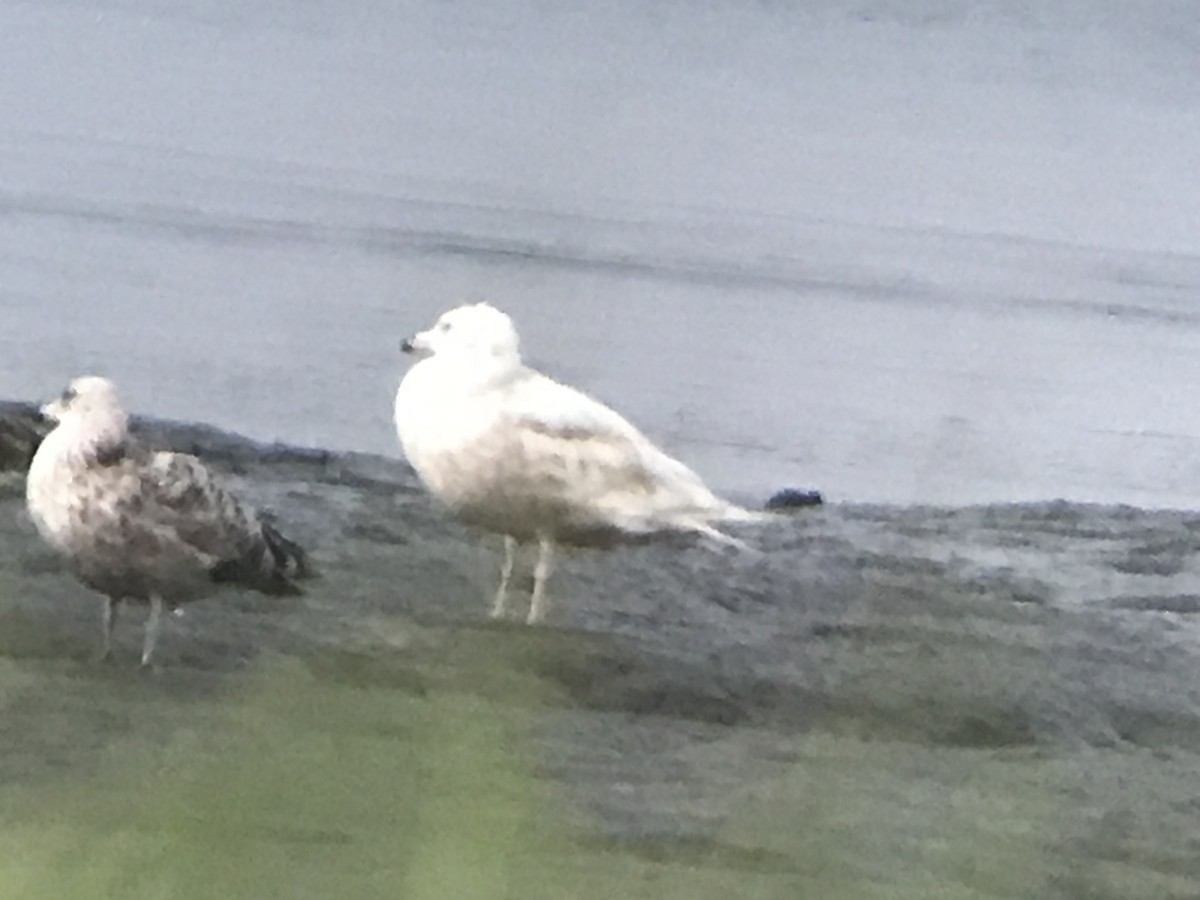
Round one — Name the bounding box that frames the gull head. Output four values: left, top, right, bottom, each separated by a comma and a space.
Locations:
41, 376, 126, 424
40, 376, 131, 458
400, 303, 521, 367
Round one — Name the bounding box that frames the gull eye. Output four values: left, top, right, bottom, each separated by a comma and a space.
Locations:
438, 321, 453, 333
60, 386, 77, 404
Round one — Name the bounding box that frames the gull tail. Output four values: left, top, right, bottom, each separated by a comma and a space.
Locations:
676, 501, 775, 552
686, 520, 753, 552
262, 520, 312, 579
718, 503, 775, 525
210, 519, 312, 597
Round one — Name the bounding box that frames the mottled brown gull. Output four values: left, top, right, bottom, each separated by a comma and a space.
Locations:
25, 376, 309, 666
394, 302, 766, 625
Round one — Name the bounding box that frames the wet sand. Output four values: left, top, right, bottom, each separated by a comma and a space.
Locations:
4, 407, 1200, 896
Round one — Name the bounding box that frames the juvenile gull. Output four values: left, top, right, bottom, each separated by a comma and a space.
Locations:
25, 376, 309, 666
394, 302, 766, 624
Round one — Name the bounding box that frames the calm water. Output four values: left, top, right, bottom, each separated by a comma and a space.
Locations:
3, 0, 1200, 508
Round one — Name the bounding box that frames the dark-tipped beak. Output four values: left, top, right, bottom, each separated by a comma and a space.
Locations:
400, 337, 415, 354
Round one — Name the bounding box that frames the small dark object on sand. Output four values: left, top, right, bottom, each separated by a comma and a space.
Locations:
765, 488, 824, 511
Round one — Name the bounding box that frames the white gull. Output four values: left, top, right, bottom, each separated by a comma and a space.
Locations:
393, 302, 765, 624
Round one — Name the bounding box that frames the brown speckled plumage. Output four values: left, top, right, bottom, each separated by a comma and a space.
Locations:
26, 376, 308, 666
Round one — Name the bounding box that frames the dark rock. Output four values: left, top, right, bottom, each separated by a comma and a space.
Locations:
765, 487, 823, 510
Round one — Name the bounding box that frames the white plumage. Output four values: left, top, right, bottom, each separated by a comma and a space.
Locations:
394, 302, 764, 624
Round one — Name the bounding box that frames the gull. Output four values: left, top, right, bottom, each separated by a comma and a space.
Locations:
25, 376, 309, 666
394, 302, 765, 624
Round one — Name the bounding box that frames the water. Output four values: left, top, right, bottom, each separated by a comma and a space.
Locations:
4, 0, 1200, 894
3, 0, 1200, 508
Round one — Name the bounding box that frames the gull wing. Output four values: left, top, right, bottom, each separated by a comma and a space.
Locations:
498, 369, 746, 531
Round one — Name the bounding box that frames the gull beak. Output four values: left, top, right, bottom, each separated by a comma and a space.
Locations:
400, 331, 432, 358
39, 400, 63, 423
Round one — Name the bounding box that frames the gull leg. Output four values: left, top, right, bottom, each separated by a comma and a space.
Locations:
526, 535, 556, 626
99, 597, 120, 662
141, 595, 164, 669
491, 536, 518, 619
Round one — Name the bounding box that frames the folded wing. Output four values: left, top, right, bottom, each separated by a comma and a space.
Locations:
100, 449, 308, 595
502, 370, 762, 537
